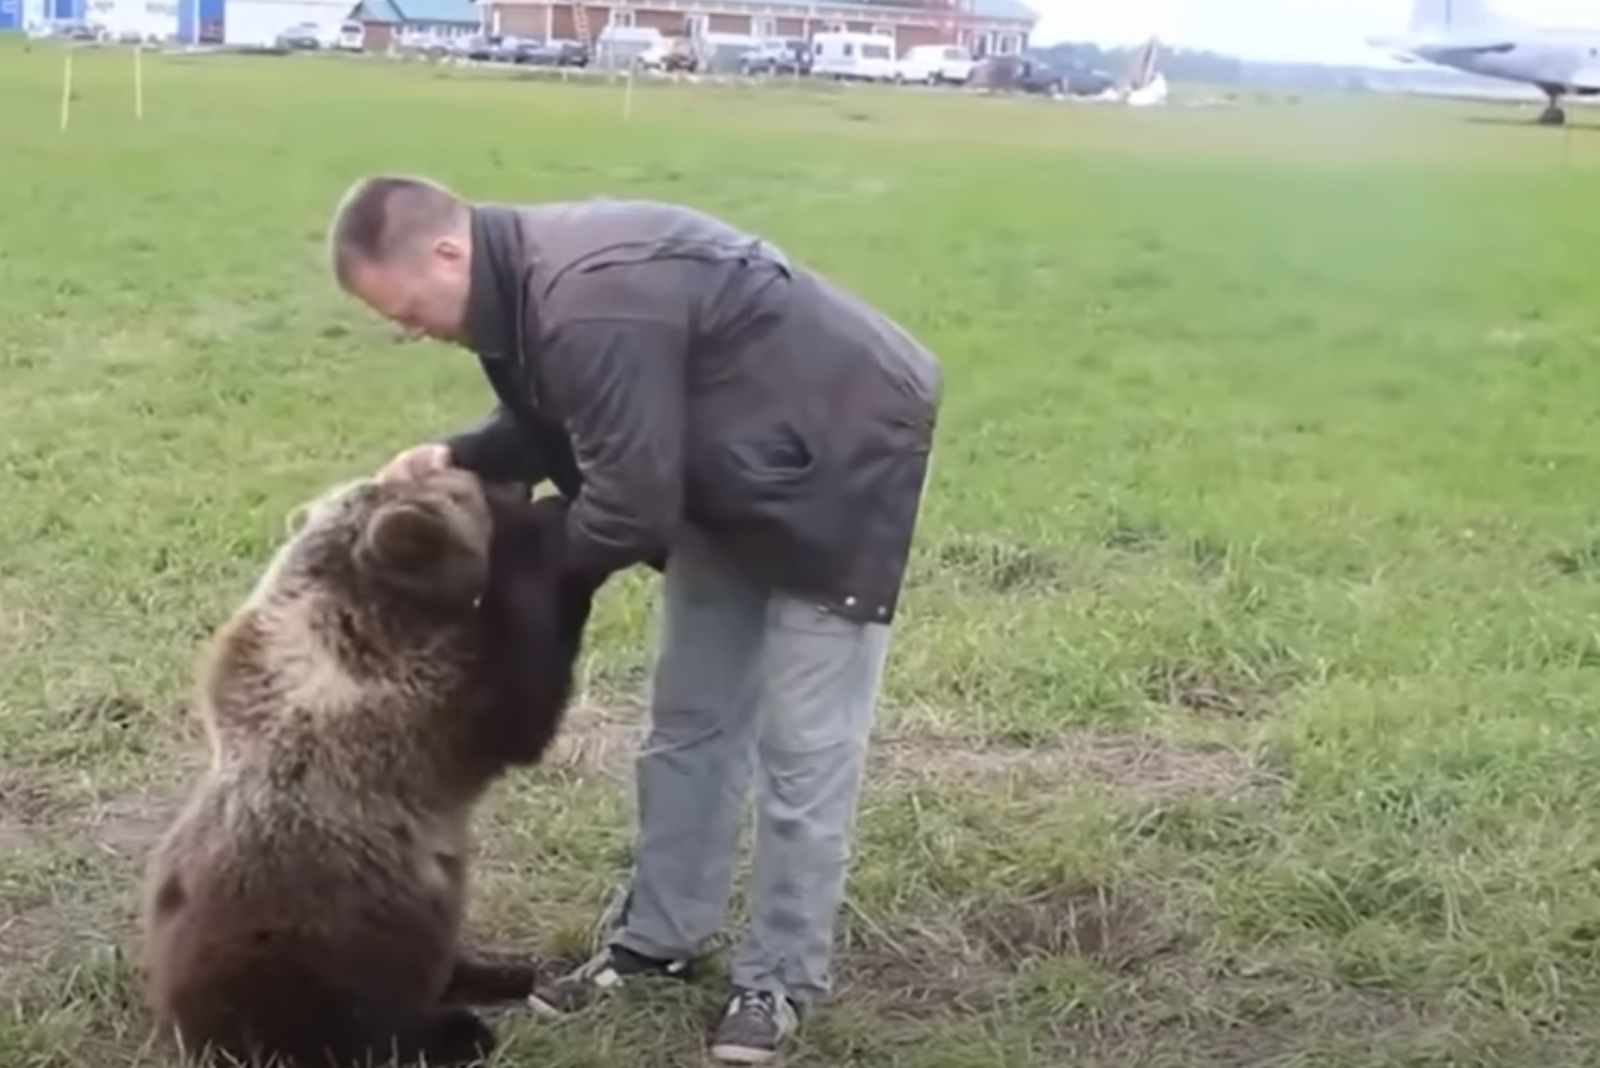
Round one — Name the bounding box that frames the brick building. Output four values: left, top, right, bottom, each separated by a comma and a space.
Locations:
481, 0, 1037, 61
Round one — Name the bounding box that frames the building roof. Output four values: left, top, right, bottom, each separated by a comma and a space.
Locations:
970, 0, 1035, 21
355, 0, 476, 25
848, 0, 1037, 25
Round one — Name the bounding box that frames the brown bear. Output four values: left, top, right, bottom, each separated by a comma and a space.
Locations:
139, 466, 599, 1068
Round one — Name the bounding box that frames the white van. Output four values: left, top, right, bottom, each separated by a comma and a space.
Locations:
897, 43, 973, 84
810, 30, 897, 81
595, 24, 667, 68
336, 20, 364, 51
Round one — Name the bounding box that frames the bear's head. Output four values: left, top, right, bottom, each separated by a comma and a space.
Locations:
256, 467, 507, 630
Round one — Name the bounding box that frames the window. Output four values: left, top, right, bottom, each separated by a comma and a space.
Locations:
609, 8, 634, 26
684, 12, 707, 36
869, 23, 892, 37
843, 43, 853, 56
863, 43, 890, 59
996, 32, 1020, 55
752, 16, 775, 37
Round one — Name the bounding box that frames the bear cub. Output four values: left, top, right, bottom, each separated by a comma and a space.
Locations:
140, 467, 599, 1068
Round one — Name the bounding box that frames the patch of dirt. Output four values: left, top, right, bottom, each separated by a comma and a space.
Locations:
968, 884, 1174, 972
0, 770, 67, 850
0, 820, 32, 851
835, 915, 1005, 1019
835, 884, 1181, 1024
868, 731, 1279, 802
82, 794, 183, 858
0, 898, 126, 996
543, 705, 1279, 803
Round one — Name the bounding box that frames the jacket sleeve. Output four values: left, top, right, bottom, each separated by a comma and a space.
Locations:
539, 317, 688, 579
442, 404, 551, 485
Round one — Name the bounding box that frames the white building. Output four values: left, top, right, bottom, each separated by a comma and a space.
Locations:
222, 0, 351, 44
84, 0, 179, 37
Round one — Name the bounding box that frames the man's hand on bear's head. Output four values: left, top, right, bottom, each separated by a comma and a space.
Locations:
378, 442, 454, 485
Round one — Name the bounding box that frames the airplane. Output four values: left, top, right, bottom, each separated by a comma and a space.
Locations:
1069, 37, 1168, 107
1120, 36, 1169, 107
1368, 0, 1600, 125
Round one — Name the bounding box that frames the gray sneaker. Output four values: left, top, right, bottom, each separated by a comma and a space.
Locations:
709, 988, 800, 1064
526, 945, 691, 1018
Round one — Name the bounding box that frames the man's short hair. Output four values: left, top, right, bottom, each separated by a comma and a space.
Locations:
327, 175, 467, 287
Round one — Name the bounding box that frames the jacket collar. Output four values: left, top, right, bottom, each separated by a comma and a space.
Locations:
464, 203, 528, 365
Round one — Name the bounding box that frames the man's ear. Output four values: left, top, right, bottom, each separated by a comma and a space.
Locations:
357, 501, 487, 609
433, 234, 467, 263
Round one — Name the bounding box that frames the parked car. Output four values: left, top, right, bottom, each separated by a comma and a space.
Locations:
637, 35, 698, 72
896, 44, 974, 84
594, 25, 666, 69
335, 20, 364, 51
513, 37, 590, 66
275, 22, 323, 49
740, 36, 809, 75
1064, 66, 1116, 97
972, 54, 1065, 96
458, 33, 516, 62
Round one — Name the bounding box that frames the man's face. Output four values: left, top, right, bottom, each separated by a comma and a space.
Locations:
345, 238, 472, 345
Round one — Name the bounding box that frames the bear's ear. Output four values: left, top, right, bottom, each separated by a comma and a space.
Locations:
356, 501, 487, 609
284, 503, 311, 536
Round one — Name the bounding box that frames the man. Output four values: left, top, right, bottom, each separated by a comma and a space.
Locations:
326, 175, 940, 1064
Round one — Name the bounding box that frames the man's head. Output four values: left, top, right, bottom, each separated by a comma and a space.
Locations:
328, 175, 474, 344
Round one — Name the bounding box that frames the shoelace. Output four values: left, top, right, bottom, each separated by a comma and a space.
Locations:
734, 990, 778, 1023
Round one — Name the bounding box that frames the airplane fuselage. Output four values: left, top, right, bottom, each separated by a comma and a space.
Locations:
1407, 29, 1600, 95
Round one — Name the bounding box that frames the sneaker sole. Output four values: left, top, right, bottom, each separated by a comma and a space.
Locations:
527, 960, 693, 1020
709, 1043, 780, 1064
526, 992, 587, 1020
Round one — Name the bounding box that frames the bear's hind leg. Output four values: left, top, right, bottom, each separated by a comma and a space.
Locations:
441, 948, 541, 1004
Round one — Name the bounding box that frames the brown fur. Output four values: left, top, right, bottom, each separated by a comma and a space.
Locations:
140, 469, 596, 1068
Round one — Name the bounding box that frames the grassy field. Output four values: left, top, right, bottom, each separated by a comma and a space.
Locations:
7, 38, 1600, 1067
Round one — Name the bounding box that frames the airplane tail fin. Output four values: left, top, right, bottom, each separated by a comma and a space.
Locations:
1408, 0, 1501, 33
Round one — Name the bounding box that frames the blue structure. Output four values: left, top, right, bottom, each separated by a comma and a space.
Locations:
176, 0, 224, 43
0, 0, 19, 31
49, 0, 82, 20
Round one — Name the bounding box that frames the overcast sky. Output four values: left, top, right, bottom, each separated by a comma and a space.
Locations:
1031, 0, 1600, 65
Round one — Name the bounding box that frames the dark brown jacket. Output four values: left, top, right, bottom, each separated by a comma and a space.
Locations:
444, 198, 940, 625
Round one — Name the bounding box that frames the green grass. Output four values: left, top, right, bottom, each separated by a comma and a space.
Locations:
6, 38, 1600, 1066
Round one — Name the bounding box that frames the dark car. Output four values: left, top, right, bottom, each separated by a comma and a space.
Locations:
1064, 66, 1116, 96
514, 37, 589, 66
973, 54, 1065, 95
459, 33, 511, 61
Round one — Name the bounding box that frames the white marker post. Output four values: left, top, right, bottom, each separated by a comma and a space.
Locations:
60, 48, 73, 132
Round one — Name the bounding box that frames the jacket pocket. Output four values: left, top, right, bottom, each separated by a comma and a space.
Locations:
721, 423, 815, 497
690, 423, 833, 570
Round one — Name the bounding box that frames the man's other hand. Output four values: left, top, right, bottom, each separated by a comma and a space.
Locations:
378, 443, 452, 483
